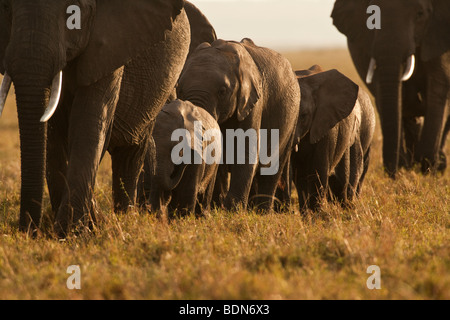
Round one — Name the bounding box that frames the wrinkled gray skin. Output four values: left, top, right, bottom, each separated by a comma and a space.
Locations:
177, 39, 300, 212
288, 66, 376, 211
0, 0, 189, 237
332, 0, 450, 177
150, 100, 221, 218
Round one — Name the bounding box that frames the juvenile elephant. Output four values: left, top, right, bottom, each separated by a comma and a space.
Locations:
291, 66, 376, 211
332, 0, 450, 177
0, 0, 190, 236
150, 100, 221, 218
177, 38, 300, 212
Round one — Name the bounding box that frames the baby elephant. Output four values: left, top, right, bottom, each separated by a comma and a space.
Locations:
292, 65, 376, 211
149, 100, 222, 218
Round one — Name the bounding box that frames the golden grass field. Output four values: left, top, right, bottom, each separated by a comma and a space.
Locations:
0, 49, 449, 300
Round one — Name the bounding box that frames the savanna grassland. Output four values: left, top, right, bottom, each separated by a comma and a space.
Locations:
0, 49, 449, 300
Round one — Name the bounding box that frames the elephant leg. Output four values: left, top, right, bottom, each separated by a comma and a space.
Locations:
402, 116, 423, 169
419, 55, 450, 173
291, 153, 309, 213
198, 168, 218, 216
401, 77, 425, 169
148, 177, 171, 220
273, 158, 292, 212
306, 169, 329, 212
348, 141, 364, 202
357, 146, 371, 196
437, 116, 450, 172
171, 171, 198, 218
54, 68, 123, 237
211, 164, 230, 208
250, 172, 279, 212
111, 137, 149, 213
136, 135, 156, 207
46, 91, 72, 214
251, 148, 290, 213
329, 150, 349, 205
224, 163, 258, 211
306, 146, 330, 212
295, 173, 309, 214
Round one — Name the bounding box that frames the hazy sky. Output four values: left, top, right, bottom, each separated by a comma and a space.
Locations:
191, 0, 347, 50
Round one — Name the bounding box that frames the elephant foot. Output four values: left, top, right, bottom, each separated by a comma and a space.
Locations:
54, 206, 96, 239
398, 153, 415, 171
420, 153, 446, 175
223, 196, 247, 213
248, 194, 276, 213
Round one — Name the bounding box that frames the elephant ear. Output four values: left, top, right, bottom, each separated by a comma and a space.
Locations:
0, 0, 12, 75
421, 0, 450, 61
184, 1, 217, 57
178, 101, 208, 164
331, 0, 373, 48
235, 42, 262, 122
77, 0, 185, 86
300, 69, 359, 144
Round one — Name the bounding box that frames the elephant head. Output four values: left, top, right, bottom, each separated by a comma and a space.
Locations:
153, 100, 195, 192
332, 0, 450, 176
177, 39, 262, 124
295, 66, 360, 145
152, 100, 221, 214
0, 0, 184, 231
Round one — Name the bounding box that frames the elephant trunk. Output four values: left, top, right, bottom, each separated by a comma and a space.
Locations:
159, 159, 187, 191
14, 80, 51, 232
376, 59, 403, 178
4, 17, 65, 232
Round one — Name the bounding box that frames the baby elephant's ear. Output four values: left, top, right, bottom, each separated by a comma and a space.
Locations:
235, 45, 262, 122
306, 69, 359, 144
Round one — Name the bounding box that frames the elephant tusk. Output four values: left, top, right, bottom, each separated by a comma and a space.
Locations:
0, 72, 12, 117
366, 58, 376, 84
401, 55, 415, 82
40, 71, 63, 123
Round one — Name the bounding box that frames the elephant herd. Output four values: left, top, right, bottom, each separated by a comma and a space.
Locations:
0, 0, 448, 238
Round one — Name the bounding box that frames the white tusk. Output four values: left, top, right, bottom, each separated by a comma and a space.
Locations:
402, 55, 415, 82
40, 71, 62, 123
366, 58, 376, 84
0, 72, 12, 117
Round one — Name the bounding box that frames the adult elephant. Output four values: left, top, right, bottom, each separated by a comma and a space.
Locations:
332, 0, 450, 177
0, 0, 190, 236
177, 39, 300, 212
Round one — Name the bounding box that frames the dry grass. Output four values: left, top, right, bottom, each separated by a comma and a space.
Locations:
0, 49, 449, 300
